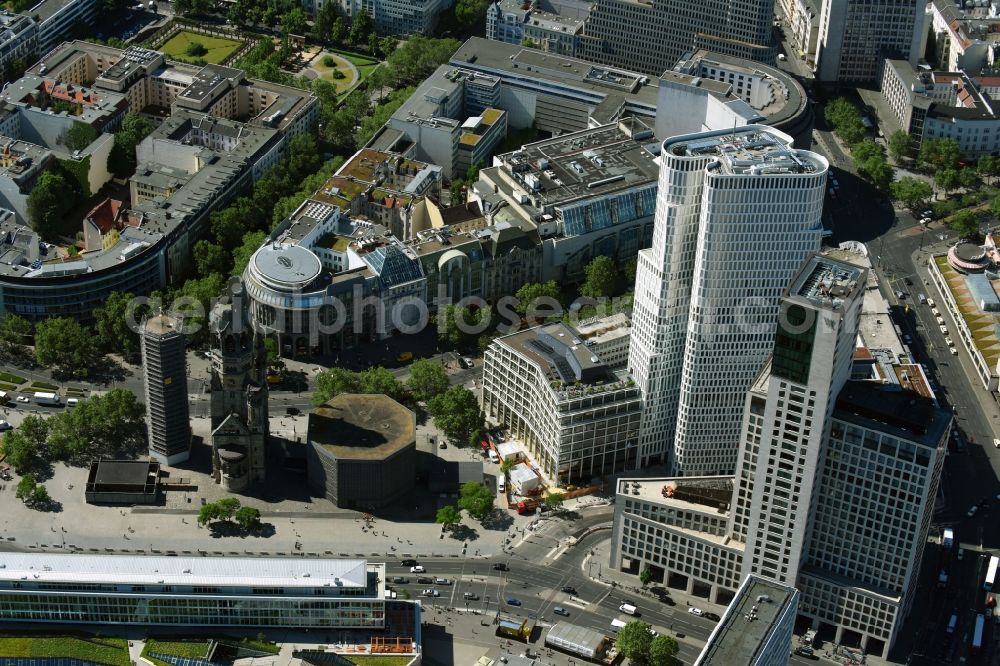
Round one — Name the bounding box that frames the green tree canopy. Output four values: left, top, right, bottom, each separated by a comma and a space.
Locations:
920, 137, 961, 171
46, 388, 145, 462
349, 8, 373, 45
0, 312, 31, 352
436, 504, 461, 529
640, 564, 653, 586
437, 304, 488, 348
234, 505, 261, 530
408, 358, 450, 402
34, 317, 100, 377
454, 0, 492, 30
30, 484, 50, 508
514, 281, 562, 315
27, 171, 77, 238
173, 272, 225, 346
959, 167, 978, 189
615, 621, 654, 663
382, 36, 462, 88
888, 130, 913, 162
889, 176, 933, 209
544, 492, 565, 512
649, 635, 680, 666
313, 367, 362, 405
949, 209, 980, 238
193, 240, 230, 278
358, 366, 405, 402
428, 385, 483, 442
185, 41, 208, 57
93, 290, 144, 361
15, 474, 36, 502
935, 168, 959, 194
231, 230, 267, 277
457, 481, 494, 520
282, 7, 307, 35
66, 121, 98, 151
581, 255, 617, 299
823, 97, 865, 146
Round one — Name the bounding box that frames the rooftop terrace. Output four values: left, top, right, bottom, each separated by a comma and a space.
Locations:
669, 127, 824, 175
492, 118, 658, 208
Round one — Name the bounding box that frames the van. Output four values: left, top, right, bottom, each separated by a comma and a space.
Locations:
619, 603, 638, 615
498, 478, 505, 493
610, 619, 627, 632
65, 398, 79, 408
919, 293, 927, 304
947, 613, 958, 634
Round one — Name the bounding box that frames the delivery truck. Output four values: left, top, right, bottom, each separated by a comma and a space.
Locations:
33, 392, 60, 405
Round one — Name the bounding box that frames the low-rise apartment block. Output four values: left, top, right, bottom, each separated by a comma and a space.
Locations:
485, 0, 587, 57
0, 11, 37, 75
928, 0, 999, 74
383, 65, 507, 178
881, 59, 1000, 154
309, 0, 453, 36
483, 321, 642, 484
32, 0, 97, 55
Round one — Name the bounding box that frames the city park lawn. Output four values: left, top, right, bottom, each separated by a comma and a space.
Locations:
161, 30, 242, 65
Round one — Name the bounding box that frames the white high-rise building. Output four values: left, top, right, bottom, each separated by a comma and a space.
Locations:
629, 125, 827, 476
815, 0, 925, 83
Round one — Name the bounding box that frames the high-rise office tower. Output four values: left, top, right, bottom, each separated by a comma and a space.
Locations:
577, 0, 777, 77
140, 313, 190, 465
629, 125, 827, 476
734, 256, 864, 587
815, 0, 925, 83
208, 278, 269, 491
612, 253, 952, 657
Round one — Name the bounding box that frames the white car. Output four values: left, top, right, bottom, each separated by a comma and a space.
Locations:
410, 565, 425, 573
688, 607, 704, 616
951, 347, 958, 355
940, 325, 948, 335
932, 308, 941, 317
927, 298, 936, 307
0, 420, 10, 431
15, 396, 29, 403
422, 588, 440, 597
969, 505, 979, 518
945, 337, 955, 347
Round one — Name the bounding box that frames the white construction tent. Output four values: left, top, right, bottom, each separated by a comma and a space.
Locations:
545, 621, 607, 659
510, 463, 540, 494
496, 441, 521, 461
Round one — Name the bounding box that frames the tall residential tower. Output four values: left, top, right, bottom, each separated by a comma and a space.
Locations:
140, 313, 190, 465
628, 126, 827, 476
